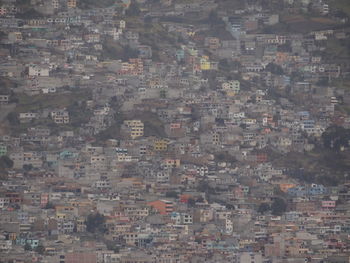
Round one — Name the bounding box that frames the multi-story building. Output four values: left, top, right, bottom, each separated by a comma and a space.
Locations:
51, 110, 69, 124
123, 120, 144, 139
67, 0, 77, 8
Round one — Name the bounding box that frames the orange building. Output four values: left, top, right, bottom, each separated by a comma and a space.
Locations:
148, 200, 173, 215
279, 183, 296, 193
256, 153, 268, 163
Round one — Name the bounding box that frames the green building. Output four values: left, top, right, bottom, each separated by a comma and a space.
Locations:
0, 145, 7, 156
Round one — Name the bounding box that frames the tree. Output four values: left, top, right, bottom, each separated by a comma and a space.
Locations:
258, 203, 270, 214
85, 213, 107, 233
271, 197, 286, 216
265, 63, 284, 75
126, 0, 141, 16
207, 10, 224, 27
160, 90, 167, 99
214, 152, 237, 163
6, 112, 19, 125
23, 164, 33, 172
121, 46, 139, 61
35, 244, 45, 255
187, 198, 196, 207
219, 59, 230, 71
0, 156, 13, 169
165, 191, 178, 198
24, 243, 32, 251
322, 126, 350, 151
44, 202, 55, 209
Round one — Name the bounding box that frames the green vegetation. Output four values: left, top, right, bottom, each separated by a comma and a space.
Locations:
125, 0, 141, 16
0, 155, 13, 178
43, 202, 55, 209
24, 243, 31, 251
258, 203, 271, 214
34, 245, 45, 255
23, 164, 33, 172
322, 126, 350, 151
265, 63, 285, 75
67, 101, 92, 128
15, 8, 45, 19
331, 78, 350, 91
99, 110, 166, 140
165, 191, 179, 199
15, 0, 30, 6
271, 197, 287, 216
273, 148, 350, 186
261, 15, 339, 34
0, 77, 17, 94
77, 0, 116, 9
6, 112, 19, 126
206, 10, 225, 28
330, 0, 350, 17
14, 90, 91, 113
96, 111, 125, 141
214, 152, 237, 164
3, 90, 92, 136
124, 18, 180, 61
85, 213, 107, 233
133, 111, 166, 137
323, 37, 350, 61
102, 38, 139, 61
217, 0, 245, 10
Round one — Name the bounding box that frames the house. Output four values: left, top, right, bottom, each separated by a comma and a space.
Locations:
148, 200, 173, 215
0, 95, 9, 104
67, 0, 77, 8
0, 144, 7, 156
122, 120, 144, 139
239, 252, 263, 263
204, 37, 220, 50
163, 158, 180, 168
321, 200, 336, 210
28, 65, 49, 77
154, 139, 168, 152
51, 110, 69, 124
19, 112, 38, 123
222, 80, 240, 96
8, 32, 22, 43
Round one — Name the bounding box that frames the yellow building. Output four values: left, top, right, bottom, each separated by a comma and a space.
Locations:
67, 0, 77, 8
154, 139, 168, 151
56, 213, 67, 220
226, 91, 237, 97
124, 120, 144, 139
187, 31, 196, 37
200, 57, 211, 70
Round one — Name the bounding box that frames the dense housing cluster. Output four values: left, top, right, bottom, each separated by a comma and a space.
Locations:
0, 0, 350, 262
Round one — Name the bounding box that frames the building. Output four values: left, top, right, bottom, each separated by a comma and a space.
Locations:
148, 200, 173, 215
28, 65, 49, 77
123, 120, 144, 139
51, 110, 69, 124
0, 144, 7, 156
154, 139, 168, 151
0, 95, 9, 104
67, 0, 77, 8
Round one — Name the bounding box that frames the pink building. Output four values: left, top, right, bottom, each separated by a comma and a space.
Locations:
321, 200, 336, 209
